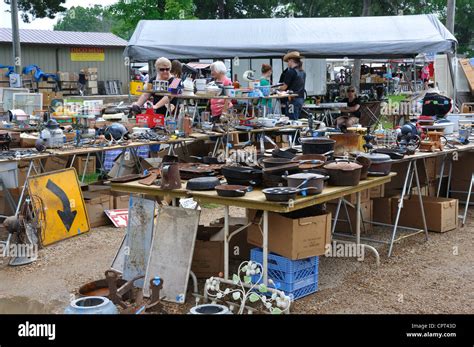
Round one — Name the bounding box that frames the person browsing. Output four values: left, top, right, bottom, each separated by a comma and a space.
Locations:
133, 57, 176, 116
335, 87, 361, 132
279, 51, 306, 120
209, 61, 233, 122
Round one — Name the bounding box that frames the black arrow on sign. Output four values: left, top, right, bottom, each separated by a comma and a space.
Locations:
46, 179, 77, 232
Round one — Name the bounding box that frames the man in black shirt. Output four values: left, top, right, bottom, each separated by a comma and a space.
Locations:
279, 51, 306, 120
78, 69, 86, 96
335, 87, 361, 132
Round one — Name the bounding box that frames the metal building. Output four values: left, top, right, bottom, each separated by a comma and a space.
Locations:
0, 28, 129, 93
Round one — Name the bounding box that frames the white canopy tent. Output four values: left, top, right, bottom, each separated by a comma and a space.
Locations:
124, 14, 457, 61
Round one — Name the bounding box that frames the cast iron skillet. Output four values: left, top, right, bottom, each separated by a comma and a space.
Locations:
215, 185, 251, 197
186, 177, 220, 191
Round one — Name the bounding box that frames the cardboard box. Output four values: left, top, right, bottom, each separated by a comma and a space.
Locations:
86, 67, 98, 74
391, 195, 458, 233
113, 195, 130, 209
73, 155, 96, 175
42, 156, 68, 172
327, 201, 373, 233
372, 197, 394, 225
247, 211, 332, 260
192, 225, 253, 278
86, 80, 98, 88
329, 188, 370, 204
370, 184, 385, 198
192, 226, 224, 278
83, 191, 113, 228
208, 220, 252, 261
88, 87, 98, 95
42, 91, 63, 107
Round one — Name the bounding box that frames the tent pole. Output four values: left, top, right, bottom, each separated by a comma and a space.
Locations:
128, 56, 131, 103
412, 57, 416, 91
452, 49, 457, 113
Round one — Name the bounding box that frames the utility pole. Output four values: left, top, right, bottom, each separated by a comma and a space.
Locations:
446, 0, 455, 34
352, 0, 371, 91
446, 0, 457, 110
10, 0, 22, 74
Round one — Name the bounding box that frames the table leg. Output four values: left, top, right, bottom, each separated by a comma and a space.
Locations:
413, 160, 428, 241
355, 192, 381, 264
446, 159, 453, 198
437, 154, 447, 197
70, 154, 76, 168
116, 149, 126, 177
355, 192, 361, 245
212, 138, 221, 157
224, 205, 230, 280
262, 210, 269, 285
461, 173, 474, 227
14, 161, 35, 217
96, 151, 105, 177
388, 160, 413, 257
331, 198, 343, 235
81, 152, 91, 183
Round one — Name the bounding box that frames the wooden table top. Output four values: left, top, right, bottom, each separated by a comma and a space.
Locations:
111, 173, 395, 213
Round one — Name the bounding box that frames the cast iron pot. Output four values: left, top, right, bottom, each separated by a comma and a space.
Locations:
271, 148, 298, 159
300, 137, 336, 155
372, 148, 405, 160
357, 153, 392, 176
215, 184, 250, 198
355, 156, 371, 180
226, 177, 262, 187
186, 177, 220, 191
284, 173, 328, 195
261, 157, 293, 168
262, 172, 287, 188
323, 161, 362, 186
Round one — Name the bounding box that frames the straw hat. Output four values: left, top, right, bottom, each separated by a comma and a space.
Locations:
283, 51, 304, 62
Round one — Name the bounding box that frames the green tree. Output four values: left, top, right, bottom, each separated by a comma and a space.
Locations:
164, 0, 195, 19
193, 0, 279, 19
15, 0, 66, 22
54, 5, 115, 33
108, 0, 195, 40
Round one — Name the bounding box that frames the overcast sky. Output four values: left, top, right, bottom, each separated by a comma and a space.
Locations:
0, 0, 119, 30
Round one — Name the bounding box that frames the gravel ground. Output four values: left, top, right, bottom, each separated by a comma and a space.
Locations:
0, 206, 472, 314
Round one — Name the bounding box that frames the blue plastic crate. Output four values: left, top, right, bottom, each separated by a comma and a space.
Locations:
288, 282, 318, 300
250, 248, 318, 295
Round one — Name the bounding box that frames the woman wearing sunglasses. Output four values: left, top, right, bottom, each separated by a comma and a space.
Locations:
335, 87, 361, 132
133, 57, 176, 116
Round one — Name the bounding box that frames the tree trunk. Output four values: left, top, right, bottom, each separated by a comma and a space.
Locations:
352, 0, 372, 91
217, 0, 226, 19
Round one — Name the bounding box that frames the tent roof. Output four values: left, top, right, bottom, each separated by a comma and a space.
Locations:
125, 14, 457, 61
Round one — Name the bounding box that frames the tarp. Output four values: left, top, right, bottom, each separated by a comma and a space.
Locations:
124, 14, 457, 61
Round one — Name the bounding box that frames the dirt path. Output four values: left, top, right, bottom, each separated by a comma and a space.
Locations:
0, 207, 472, 314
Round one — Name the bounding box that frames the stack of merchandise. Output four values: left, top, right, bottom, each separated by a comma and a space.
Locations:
85, 67, 98, 95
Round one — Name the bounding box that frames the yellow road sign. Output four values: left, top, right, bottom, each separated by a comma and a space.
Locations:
28, 168, 90, 246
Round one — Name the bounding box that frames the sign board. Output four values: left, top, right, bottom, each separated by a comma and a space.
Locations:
105, 209, 129, 228
70, 47, 105, 62
27, 168, 90, 246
